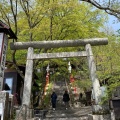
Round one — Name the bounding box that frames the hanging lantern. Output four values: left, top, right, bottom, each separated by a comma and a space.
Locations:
70, 75, 75, 83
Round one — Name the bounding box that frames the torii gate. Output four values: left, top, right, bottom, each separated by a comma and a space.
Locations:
10, 38, 108, 112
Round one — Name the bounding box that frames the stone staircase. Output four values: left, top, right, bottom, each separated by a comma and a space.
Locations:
31, 79, 92, 120
44, 79, 92, 120
15, 79, 116, 120
45, 106, 92, 120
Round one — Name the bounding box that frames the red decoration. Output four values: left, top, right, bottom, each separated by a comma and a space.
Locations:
70, 74, 75, 83
74, 87, 77, 93
46, 72, 49, 84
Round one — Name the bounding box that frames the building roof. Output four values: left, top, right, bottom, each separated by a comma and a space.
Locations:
0, 20, 17, 39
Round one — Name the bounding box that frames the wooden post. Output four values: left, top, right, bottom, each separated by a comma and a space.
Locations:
22, 47, 33, 106
85, 44, 102, 112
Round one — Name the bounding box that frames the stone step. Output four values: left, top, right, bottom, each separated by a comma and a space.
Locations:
28, 116, 88, 120
45, 116, 88, 120
28, 117, 88, 120
27, 118, 40, 120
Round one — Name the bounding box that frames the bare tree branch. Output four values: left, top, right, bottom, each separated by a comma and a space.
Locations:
80, 0, 120, 19
9, 0, 25, 80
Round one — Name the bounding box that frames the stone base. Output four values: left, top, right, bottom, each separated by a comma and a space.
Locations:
88, 114, 112, 120
15, 106, 34, 119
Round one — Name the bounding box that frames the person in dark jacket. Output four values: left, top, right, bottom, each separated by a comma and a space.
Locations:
51, 92, 57, 110
63, 90, 70, 109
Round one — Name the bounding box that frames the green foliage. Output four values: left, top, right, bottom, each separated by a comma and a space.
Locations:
93, 35, 120, 101
41, 82, 53, 108
1, 0, 116, 104
74, 79, 92, 91
0, 0, 107, 65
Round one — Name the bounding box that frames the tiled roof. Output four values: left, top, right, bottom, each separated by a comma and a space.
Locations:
0, 20, 17, 39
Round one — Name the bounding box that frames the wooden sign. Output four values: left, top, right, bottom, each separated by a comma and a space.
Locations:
0, 33, 8, 91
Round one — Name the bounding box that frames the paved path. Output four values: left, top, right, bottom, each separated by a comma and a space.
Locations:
45, 106, 92, 120
44, 79, 92, 120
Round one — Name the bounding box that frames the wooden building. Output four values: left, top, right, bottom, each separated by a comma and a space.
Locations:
3, 62, 25, 105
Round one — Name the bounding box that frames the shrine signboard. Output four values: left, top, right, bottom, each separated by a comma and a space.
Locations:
0, 20, 17, 91
0, 33, 8, 91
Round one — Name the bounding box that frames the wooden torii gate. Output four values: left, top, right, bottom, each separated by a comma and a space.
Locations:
10, 38, 108, 112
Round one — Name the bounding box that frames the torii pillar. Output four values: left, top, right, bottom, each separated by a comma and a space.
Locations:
22, 47, 34, 106
86, 44, 102, 112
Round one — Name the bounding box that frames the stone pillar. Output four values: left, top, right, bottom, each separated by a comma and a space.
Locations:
85, 44, 102, 112
0, 91, 9, 120
9, 94, 14, 119
22, 47, 34, 106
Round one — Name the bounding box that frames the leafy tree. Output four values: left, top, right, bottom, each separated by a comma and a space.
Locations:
34, 0, 107, 80
93, 34, 120, 100
0, 0, 107, 95
0, 0, 25, 79
0, 1, 106, 64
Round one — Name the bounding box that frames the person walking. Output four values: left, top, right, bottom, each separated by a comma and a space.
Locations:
51, 91, 57, 110
63, 90, 70, 110
79, 93, 83, 101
